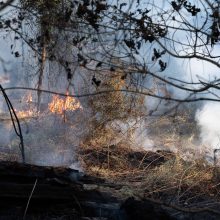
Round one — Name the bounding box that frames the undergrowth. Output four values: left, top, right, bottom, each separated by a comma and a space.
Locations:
78, 142, 220, 206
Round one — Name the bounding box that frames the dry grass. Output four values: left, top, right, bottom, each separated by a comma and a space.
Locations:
78, 142, 220, 207
78, 108, 220, 206
78, 142, 173, 177
142, 156, 215, 202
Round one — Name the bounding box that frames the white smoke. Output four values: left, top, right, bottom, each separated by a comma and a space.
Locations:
196, 102, 220, 150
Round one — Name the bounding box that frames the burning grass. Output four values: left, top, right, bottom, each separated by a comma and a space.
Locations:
48, 94, 82, 115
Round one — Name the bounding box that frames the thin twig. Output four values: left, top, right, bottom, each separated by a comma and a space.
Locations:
4, 86, 220, 103
23, 178, 38, 220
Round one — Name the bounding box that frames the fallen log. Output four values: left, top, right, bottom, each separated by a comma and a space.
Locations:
0, 161, 122, 220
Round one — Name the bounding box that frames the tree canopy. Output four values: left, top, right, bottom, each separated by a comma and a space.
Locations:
0, 0, 219, 107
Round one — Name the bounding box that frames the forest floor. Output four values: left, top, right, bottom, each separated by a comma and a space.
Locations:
79, 143, 220, 205
1, 141, 220, 219
1, 108, 220, 219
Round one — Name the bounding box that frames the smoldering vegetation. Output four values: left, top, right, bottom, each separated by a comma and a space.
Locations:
0, 87, 219, 167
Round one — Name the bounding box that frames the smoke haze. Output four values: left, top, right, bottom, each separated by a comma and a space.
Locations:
196, 102, 220, 150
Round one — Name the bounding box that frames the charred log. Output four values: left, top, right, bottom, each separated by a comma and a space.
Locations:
0, 161, 220, 220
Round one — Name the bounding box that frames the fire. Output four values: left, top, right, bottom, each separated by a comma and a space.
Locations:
16, 93, 37, 119
48, 94, 82, 115
21, 92, 33, 103
26, 93, 33, 103
14, 92, 82, 119
16, 109, 37, 119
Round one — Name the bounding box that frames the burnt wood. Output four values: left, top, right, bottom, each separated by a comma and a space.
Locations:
0, 161, 220, 220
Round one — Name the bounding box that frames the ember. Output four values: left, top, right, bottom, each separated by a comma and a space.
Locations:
15, 109, 37, 119
15, 93, 37, 119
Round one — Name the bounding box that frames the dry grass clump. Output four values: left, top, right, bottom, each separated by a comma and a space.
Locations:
144, 156, 210, 188
79, 143, 140, 179
89, 71, 145, 122
78, 141, 220, 206
137, 155, 219, 205
78, 143, 174, 180
0, 152, 20, 162
82, 64, 146, 153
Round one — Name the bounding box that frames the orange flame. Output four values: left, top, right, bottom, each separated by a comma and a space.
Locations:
48, 93, 82, 115
21, 92, 33, 103
15, 92, 82, 119
16, 93, 36, 119
16, 109, 36, 119
26, 93, 33, 103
